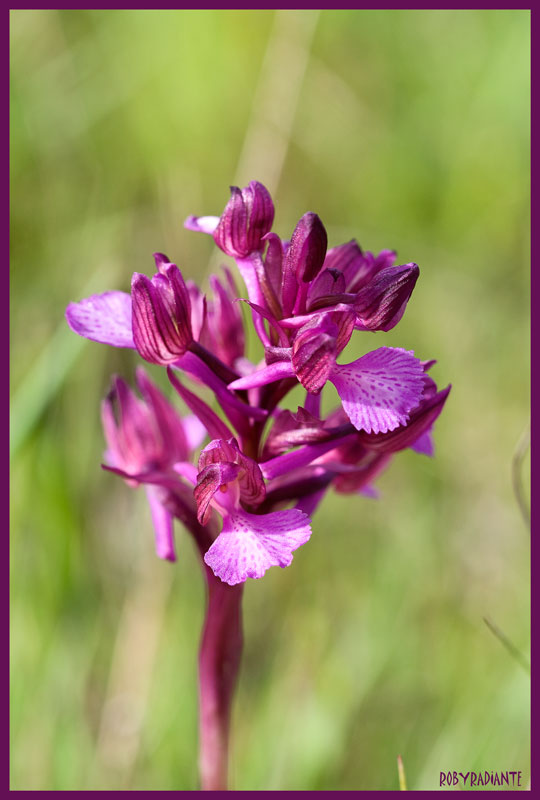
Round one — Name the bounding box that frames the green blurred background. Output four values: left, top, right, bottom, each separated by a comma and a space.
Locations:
10, 9, 530, 791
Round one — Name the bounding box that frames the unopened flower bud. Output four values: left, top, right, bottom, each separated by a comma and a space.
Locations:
213, 181, 274, 258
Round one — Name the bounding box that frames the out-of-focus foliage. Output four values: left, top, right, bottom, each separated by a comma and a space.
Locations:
10, 9, 530, 790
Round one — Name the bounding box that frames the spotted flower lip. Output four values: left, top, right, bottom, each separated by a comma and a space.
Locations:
229, 345, 426, 434
193, 439, 312, 585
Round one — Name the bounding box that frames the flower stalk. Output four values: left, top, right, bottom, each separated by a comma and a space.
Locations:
198, 567, 243, 791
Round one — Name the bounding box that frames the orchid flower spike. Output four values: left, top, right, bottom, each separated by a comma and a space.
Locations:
67, 177, 449, 584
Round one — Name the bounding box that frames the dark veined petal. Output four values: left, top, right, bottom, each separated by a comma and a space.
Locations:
306, 267, 346, 310
197, 438, 265, 508
242, 181, 275, 253
213, 181, 274, 258
208, 270, 245, 365
194, 461, 241, 525
286, 212, 328, 283
354, 263, 419, 331
261, 232, 284, 301
323, 240, 368, 292
198, 438, 239, 470
131, 265, 193, 365
101, 369, 195, 476
292, 316, 337, 394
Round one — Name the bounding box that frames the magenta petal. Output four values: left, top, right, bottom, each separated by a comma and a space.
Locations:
228, 360, 295, 391
330, 347, 425, 434
261, 232, 284, 300
145, 485, 176, 562
198, 438, 239, 469
323, 240, 369, 291
286, 212, 328, 284
295, 488, 327, 517
307, 268, 346, 304
239, 299, 289, 346
135, 367, 191, 462
359, 384, 450, 452
177, 352, 268, 429
410, 430, 434, 456
167, 366, 234, 440
260, 434, 357, 480
181, 415, 207, 452
204, 508, 311, 585
66, 291, 134, 348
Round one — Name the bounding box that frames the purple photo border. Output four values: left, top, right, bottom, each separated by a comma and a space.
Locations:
7, 4, 532, 795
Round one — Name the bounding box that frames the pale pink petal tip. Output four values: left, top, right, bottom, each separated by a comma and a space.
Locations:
204, 508, 312, 585
359, 485, 379, 499
146, 486, 176, 562
183, 414, 208, 452
184, 215, 220, 234
65, 291, 134, 348
331, 346, 425, 434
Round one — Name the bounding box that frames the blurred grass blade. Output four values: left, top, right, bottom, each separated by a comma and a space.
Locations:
511, 422, 530, 531
483, 617, 530, 675
397, 754, 407, 790
10, 267, 111, 461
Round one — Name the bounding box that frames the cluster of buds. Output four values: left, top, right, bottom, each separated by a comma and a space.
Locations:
66, 181, 450, 586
